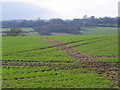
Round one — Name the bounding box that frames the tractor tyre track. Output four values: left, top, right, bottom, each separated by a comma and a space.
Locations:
39, 36, 119, 87
3, 36, 115, 56
2, 60, 73, 63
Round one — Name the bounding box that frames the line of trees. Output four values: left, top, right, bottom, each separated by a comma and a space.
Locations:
1, 16, 118, 28
3, 28, 22, 36
33, 19, 81, 35
1, 16, 119, 35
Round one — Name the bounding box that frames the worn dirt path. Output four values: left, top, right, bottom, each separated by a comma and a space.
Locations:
39, 36, 119, 87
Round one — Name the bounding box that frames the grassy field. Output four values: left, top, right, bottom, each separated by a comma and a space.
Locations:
0, 36, 1, 88
80, 27, 118, 35
2, 36, 53, 55
24, 32, 40, 36
1, 28, 39, 36
45, 35, 118, 62
1, 28, 34, 31
1, 27, 118, 36
2, 36, 116, 88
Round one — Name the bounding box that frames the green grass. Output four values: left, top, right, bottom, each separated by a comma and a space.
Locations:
73, 37, 118, 56
0, 36, 1, 59
2, 36, 52, 55
44, 34, 109, 43
24, 32, 40, 36
1, 28, 34, 31
45, 34, 118, 62
3, 67, 113, 88
0, 28, 9, 31
2, 36, 115, 88
100, 58, 118, 62
80, 27, 118, 35
20, 28, 34, 31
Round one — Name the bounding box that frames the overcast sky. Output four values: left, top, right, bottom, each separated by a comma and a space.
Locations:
0, 0, 119, 20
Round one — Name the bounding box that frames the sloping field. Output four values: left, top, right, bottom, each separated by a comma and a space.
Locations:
2, 35, 119, 88
80, 27, 118, 35
2, 36, 52, 55
1, 28, 39, 36
45, 35, 119, 62
1, 28, 34, 32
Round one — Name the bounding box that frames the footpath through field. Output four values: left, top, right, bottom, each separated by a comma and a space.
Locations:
39, 36, 119, 87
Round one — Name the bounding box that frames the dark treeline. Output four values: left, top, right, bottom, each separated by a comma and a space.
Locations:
33, 19, 81, 35
1, 16, 118, 35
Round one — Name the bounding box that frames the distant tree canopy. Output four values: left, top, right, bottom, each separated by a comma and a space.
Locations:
4, 28, 22, 36
2, 16, 118, 28
1, 16, 118, 35
34, 23, 81, 35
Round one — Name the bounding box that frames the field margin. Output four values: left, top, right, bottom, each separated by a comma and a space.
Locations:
0, 2, 2, 89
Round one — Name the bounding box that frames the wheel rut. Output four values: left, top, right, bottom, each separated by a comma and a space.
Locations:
3, 36, 115, 56
39, 36, 119, 87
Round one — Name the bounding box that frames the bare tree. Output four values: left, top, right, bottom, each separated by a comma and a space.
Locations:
5, 28, 22, 36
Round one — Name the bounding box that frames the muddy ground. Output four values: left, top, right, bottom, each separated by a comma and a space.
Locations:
39, 36, 119, 87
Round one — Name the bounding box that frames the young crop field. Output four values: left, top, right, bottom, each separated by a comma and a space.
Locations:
2, 36, 53, 55
45, 35, 119, 62
0, 36, 1, 89
80, 27, 118, 35
2, 35, 118, 88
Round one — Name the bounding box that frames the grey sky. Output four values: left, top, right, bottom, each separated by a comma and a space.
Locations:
1, 0, 119, 20
2, 2, 56, 20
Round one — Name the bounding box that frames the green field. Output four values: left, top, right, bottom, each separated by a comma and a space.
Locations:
2, 36, 52, 55
45, 35, 118, 62
80, 27, 118, 35
1, 28, 34, 31
2, 34, 118, 88
1, 27, 118, 36
1, 28, 39, 36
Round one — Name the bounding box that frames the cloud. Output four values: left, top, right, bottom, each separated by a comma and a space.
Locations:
1, 0, 119, 20
2, 2, 56, 20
